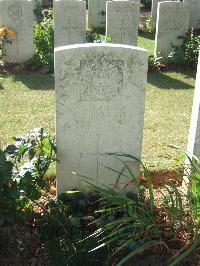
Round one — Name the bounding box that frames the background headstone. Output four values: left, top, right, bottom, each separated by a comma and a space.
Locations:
184, 0, 200, 29
88, 0, 107, 30
54, 0, 86, 47
151, 0, 178, 28
155, 1, 189, 59
187, 53, 200, 159
106, 0, 140, 46
0, 0, 34, 63
55, 43, 148, 194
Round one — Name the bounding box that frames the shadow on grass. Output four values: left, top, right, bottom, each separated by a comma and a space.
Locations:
148, 71, 196, 90
138, 31, 155, 40
9, 74, 55, 90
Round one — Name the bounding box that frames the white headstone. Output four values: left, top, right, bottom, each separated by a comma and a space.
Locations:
151, 0, 178, 27
106, 0, 140, 46
55, 43, 148, 194
54, 0, 86, 47
155, 1, 190, 59
0, 0, 34, 63
187, 53, 200, 159
88, 0, 107, 30
184, 0, 200, 29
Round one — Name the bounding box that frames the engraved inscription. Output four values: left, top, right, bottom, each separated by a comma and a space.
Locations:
160, 7, 186, 31
8, 4, 22, 23
79, 58, 124, 101
63, 19, 79, 41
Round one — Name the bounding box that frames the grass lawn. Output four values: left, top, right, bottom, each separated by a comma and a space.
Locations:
0, 74, 55, 144
138, 32, 155, 55
0, 70, 196, 170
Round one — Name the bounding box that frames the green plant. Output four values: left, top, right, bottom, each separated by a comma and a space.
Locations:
86, 28, 112, 43
148, 55, 165, 71
0, 128, 56, 224
144, 16, 155, 34
167, 31, 200, 67
38, 192, 110, 266
167, 153, 200, 265
0, 27, 16, 62
33, 1, 43, 23
75, 154, 165, 265
186, 155, 200, 226
73, 153, 200, 265
30, 11, 54, 72
7, 128, 56, 199
0, 149, 19, 224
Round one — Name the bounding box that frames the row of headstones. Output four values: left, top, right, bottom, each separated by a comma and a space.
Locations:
54, 1, 200, 193
54, 0, 192, 60
152, 0, 200, 30
0, 1, 199, 193
1, 0, 199, 63
54, 0, 140, 47
1, 0, 140, 63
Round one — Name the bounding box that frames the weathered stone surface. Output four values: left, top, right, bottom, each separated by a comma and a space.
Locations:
54, 0, 86, 47
151, 0, 178, 27
88, 0, 107, 29
0, 0, 34, 63
106, 0, 140, 46
55, 43, 148, 194
155, 1, 189, 59
184, 0, 200, 29
187, 53, 200, 159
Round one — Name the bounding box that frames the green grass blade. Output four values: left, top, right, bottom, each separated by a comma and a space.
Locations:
116, 240, 160, 266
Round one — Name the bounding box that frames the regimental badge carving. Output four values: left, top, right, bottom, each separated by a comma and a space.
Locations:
8, 4, 22, 23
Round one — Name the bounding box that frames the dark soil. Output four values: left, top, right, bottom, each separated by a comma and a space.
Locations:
0, 169, 200, 266
0, 63, 51, 75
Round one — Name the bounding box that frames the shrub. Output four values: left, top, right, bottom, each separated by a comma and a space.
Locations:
144, 16, 155, 33
0, 128, 56, 224
0, 149, 19, 224
38, 192, 110, 266
148, 55, 166, 71
33, 1, 43, 23
167, 31, 200, 67
73, 153, 200, 265
30, 11, 54, 72
86, 28, 112, 43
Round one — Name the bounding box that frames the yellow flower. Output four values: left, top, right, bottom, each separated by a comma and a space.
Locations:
7, 28, 15, 38
0, 27, 15, 38
0, 27, 7, 37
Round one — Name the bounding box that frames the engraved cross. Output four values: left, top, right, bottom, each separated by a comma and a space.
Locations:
63, 19, 78, 41
80, 134, 104, 181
